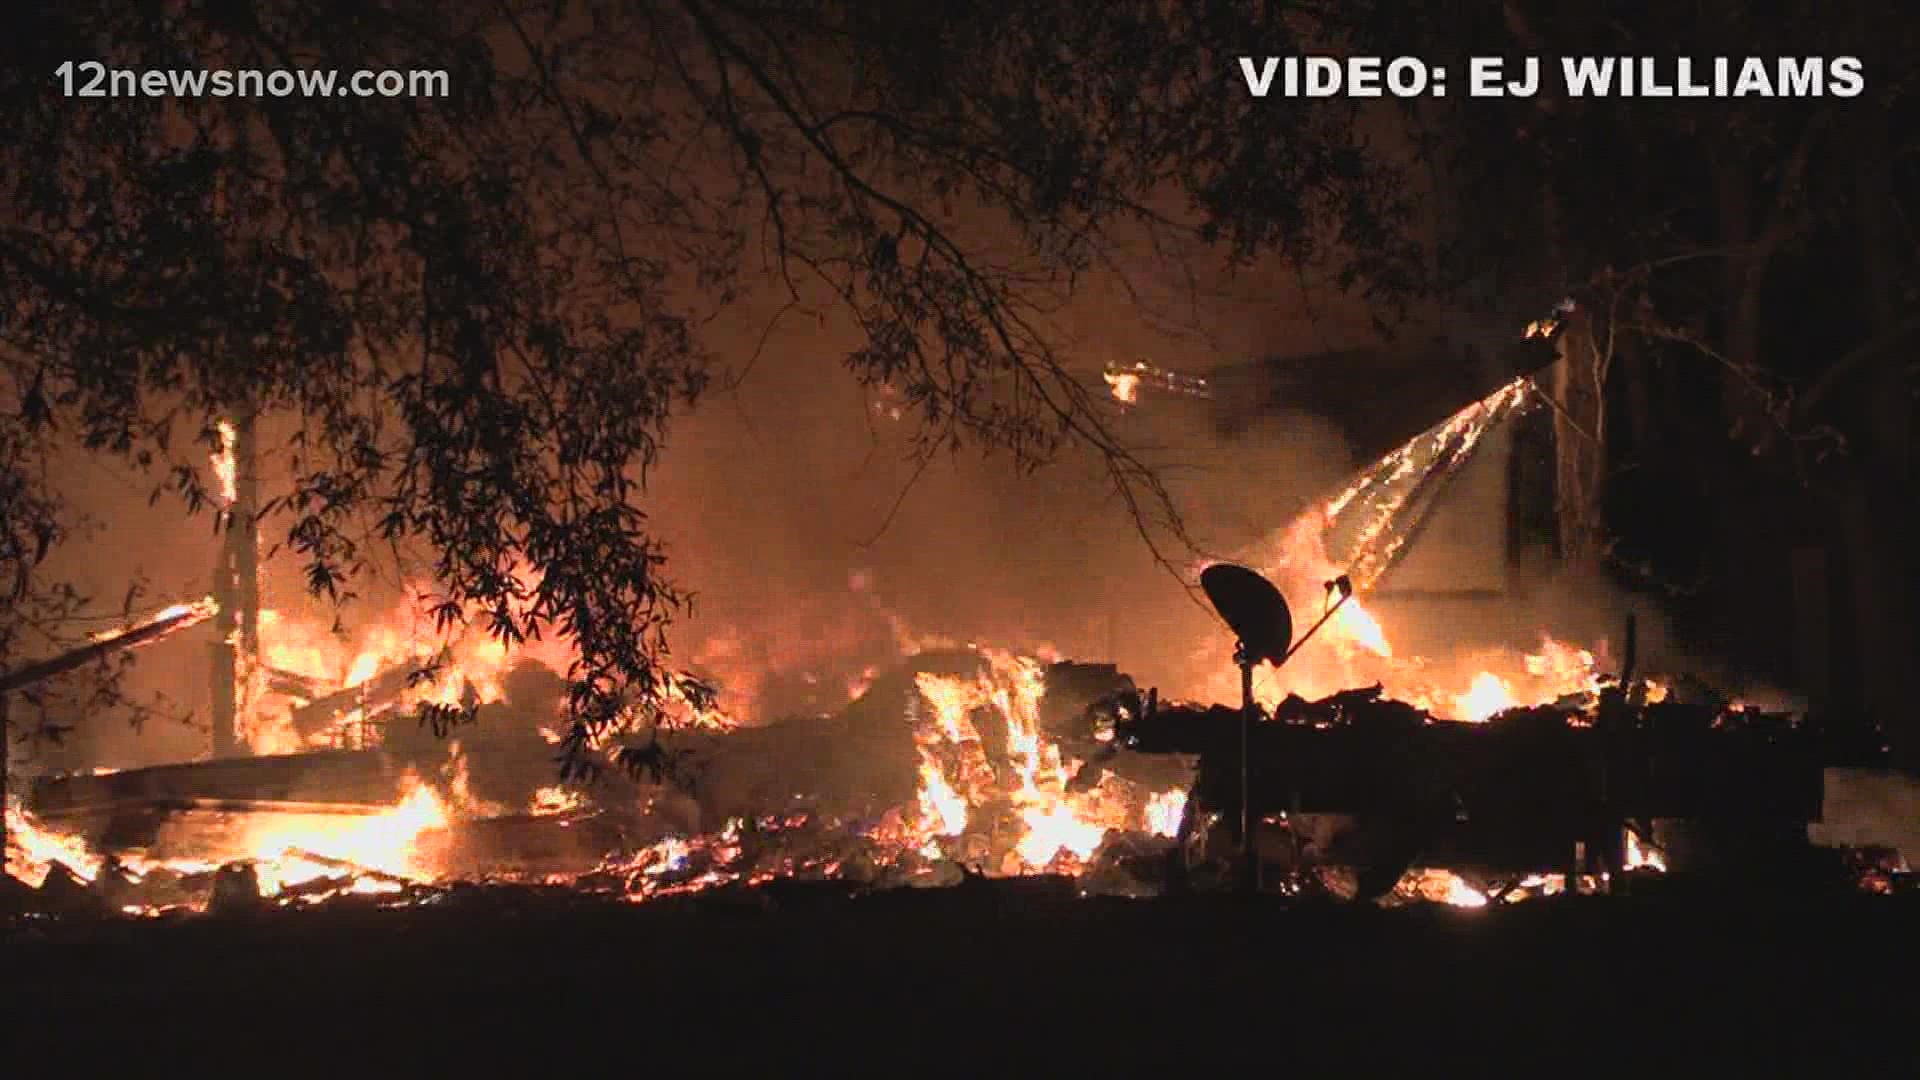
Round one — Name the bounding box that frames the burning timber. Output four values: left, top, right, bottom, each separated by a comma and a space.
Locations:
10, 635, 1869, 922
6, 649, 1172, 912
0, 597, 220, 697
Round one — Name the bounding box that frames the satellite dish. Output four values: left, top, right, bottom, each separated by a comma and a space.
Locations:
1199, 563, 1293, 667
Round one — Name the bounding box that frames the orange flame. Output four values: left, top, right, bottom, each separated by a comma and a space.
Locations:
907, 650, 1186, 873
211, 419, 238, 504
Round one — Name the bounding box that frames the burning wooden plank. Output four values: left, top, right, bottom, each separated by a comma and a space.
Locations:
261, 664, 327, 701
2, 598, 223, 861
26, 748, 411, 852
287, 648, 450, 739
0, 597, 219, 695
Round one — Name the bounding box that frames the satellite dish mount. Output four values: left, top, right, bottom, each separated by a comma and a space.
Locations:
1199, 564, 1356, 894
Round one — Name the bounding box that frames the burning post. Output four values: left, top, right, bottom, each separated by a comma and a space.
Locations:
209, 413, 261, 760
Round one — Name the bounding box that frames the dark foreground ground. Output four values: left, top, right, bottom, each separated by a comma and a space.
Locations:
5, 880, 1916, 1071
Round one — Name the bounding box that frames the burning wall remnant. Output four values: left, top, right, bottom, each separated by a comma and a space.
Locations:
1166, 375, 1645, 719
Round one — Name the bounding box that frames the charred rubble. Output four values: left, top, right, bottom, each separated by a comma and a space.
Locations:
1104, 681, 1842, 902
9, 632, 1896, 925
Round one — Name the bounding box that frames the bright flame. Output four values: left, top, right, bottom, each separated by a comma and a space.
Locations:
1443, 876, 1489, 908
6, 800, 104, 888
242, 567, 585, 754
1625, 829, 1668, 872
1015, 804, 1108, 867
228, 778, 449, 892
8, 363, 1679, 910
6, 774, 452, 909
905, 650, 1183, 874
1452, 672, 1517, 723
1145, 789, 1188, 838
85, 596, 219, 646
1398, 868, 1489, 908
1337, 600, 1392, 658
916, 757, 969, 839
1187, 377, 1555, 713
211, 419, 238, 503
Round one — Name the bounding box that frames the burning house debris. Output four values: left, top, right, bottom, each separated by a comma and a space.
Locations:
6, 646, 1196, 916
1104, 675, 1823, 903
4, 586, 1875, 920
0, 370, 1894, 923
5, 627, 1868, 923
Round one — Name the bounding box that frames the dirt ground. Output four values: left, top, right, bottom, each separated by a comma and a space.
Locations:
4, 883, 1915, 1071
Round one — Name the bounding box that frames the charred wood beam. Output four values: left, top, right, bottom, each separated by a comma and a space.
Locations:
1117, 703, 1824, 824
0, 598, 219, 695
1367, 588, 1509, 601
262, 665, 327, 701
288, 650, 448, 737
282, 848, 413, 887
1361, 424, 1493, 593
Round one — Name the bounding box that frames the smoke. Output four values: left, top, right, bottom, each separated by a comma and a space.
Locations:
623, 270, 1382, 720
33, 248, 1682, 770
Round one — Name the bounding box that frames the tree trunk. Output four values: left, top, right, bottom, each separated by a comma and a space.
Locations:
1709, 146, 1782, 694
1843, 104, 1915, 768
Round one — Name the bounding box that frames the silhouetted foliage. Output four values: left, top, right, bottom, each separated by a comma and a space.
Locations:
1, 1, 1418, 760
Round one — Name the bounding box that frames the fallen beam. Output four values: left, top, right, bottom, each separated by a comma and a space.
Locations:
288, 650, 448, 737
0, 597, 219, 695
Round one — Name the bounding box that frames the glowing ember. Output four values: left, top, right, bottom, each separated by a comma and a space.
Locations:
1397, 868, 1489, 908
530, 785, 584, 816
1320, 377, 1532, 593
